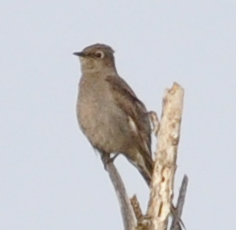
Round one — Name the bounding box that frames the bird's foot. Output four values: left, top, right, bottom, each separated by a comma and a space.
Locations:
101, 153, 119, 170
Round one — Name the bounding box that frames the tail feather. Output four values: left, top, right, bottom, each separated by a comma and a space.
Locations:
138, 154, 153, 186
128, 150, 153, 187
138, 166, 152, 186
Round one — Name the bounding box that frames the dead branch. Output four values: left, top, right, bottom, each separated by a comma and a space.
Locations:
148, 83, 184, 230
106, 161, 136, 230
170, 175, 188, 230
130, 195, 143, 221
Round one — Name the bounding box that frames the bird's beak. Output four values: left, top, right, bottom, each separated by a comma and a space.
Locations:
73, 51, 85, 57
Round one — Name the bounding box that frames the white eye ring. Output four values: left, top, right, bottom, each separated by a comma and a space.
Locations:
95, 51, 105, 59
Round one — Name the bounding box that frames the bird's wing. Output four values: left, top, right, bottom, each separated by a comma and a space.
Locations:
105, 75, 152, 155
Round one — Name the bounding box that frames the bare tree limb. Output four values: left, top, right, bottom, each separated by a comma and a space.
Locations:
106, 161, 136, 230
130, 195, 143, 221
170, 175, 188, 230
148, 83, 184, 230
130, 195, 151, 230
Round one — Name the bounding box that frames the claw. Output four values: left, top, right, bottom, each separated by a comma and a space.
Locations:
101, 152, 120, 170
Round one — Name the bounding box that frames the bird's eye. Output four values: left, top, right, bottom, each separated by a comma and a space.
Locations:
95, 51, 104, 59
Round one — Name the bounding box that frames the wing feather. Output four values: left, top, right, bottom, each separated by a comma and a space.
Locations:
106, 75, 152, 155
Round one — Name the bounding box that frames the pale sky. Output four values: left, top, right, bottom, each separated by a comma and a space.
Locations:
0, 1, 236, 230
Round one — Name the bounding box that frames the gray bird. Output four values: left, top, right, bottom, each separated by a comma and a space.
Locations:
74, 43, 153, 186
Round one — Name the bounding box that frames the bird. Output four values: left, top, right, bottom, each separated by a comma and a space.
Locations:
73, 43, 153, 186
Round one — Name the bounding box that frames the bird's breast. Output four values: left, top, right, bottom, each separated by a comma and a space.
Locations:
77, 75, 120, 130
76, 75, 132, 152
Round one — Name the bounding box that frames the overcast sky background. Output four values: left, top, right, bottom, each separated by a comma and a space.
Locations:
0, 1, 236, 229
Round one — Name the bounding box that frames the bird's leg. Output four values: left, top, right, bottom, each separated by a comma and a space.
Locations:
110, 152, 120, 162
100, 152, 111, 170
100, 152, 120, 170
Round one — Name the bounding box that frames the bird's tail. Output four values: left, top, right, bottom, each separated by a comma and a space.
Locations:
128, 150, 154, 187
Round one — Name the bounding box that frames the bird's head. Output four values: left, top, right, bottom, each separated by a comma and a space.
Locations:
73, 43, 116, 73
